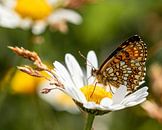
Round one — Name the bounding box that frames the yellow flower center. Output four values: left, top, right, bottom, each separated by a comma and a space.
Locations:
15, 0, 53, 20
80, 85, 112, 104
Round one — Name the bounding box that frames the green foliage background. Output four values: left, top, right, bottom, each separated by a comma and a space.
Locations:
0, 0, 162, 130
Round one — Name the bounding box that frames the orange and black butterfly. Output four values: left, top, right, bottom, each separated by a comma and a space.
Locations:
92, 35, 147, 93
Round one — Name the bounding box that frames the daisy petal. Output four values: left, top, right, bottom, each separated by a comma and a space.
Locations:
54, 61, 87, 103
100, 98, 113, 107
109, 104, 126, 111
125, 98, 146, 107
121, 87, 148, 104
128, 87, 148, 97
87, 51, 98, 84
1, 0, 16, 8
0, 5, 20, 28
65, 54, 84, 88
47, 0, 58, 4
83, 102, 106, 110
83, 102, 97, 109
32, 21, 47, 35
128, 92, 148, 103
48, 9, 82, 25
19, 18, 32, 29
66, 86, 87, 103
112, 85, 127, 104
54, 61, 74, 88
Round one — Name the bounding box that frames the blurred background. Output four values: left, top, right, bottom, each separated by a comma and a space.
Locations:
1, 0, 162, 130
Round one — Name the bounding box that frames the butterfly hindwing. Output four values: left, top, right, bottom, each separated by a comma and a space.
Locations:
96, 35, 147, 92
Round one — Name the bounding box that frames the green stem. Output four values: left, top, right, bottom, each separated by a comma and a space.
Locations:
84, 114, 95, 130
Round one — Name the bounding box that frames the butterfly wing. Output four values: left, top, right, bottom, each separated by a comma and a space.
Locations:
98, 35, 147, 92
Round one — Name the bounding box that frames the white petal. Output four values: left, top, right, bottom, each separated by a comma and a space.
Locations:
86, 51, 98, 84
54, 62, 78, 98
100, 98, 113, 107
121, 87, 148, 104
108, 104, 125, 111
125, 98, 146, 107
1, 0, 16, 8
65, 54, 84, 88
133, 96, 147, 103
47, 0, 58, 4
87, 50, 98, 68
83, 102, 97, 109
136, 92, 148, 100
127, 92, 148, 104
130, 86, 148, 97
54, 61, 86, 103
54, 61, 74, 88
0, 5, 20, 28
112, 85, 127, 104
19, 18, 32, 29
68, 87, 87, 103
48, 9, 82, 25
83, 102, 105, 110
83, 102, 108, 110
32, 21, 47, 35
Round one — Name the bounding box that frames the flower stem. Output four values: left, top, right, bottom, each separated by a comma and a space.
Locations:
84, 114, 95, 130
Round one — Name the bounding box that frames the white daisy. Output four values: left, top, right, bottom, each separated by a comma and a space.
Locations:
0, 0, 82, 34
43, 51, 148, 115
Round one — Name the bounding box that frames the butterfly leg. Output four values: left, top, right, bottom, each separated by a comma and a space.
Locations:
90, 82, 98, 98
87, 75, 92, 80
107, 83, 115, 94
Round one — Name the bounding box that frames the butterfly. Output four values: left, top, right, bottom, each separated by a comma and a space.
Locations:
92, 35, 147, 93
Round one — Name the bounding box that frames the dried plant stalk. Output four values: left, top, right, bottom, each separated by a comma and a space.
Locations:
17, 66, 43, 78
9, 46, 64, 93
8, 46, 47, 70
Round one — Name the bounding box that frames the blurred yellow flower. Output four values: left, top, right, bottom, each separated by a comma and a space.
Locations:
0, 0, 82, 34
11, 70, 42, 94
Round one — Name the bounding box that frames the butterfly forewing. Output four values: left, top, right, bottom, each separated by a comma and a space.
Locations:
96, 35, 147, 92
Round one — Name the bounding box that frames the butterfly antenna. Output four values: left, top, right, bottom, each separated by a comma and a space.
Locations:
78, 51, 95, 69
